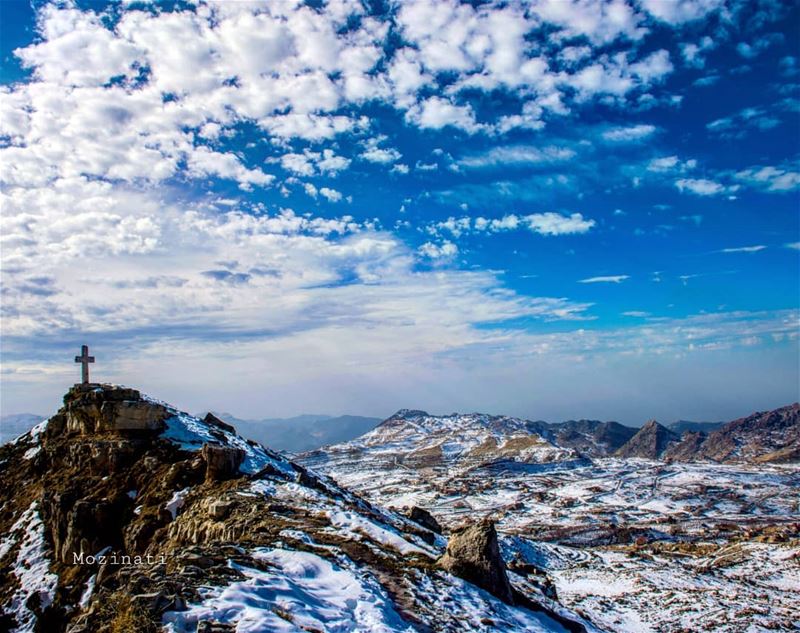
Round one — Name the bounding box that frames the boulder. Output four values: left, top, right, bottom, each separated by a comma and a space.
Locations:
207, 500, 234, 520
203, 413, 236, 433
201, 444, 245, 482
406, 506, 442, 534
438, 520, 514, 604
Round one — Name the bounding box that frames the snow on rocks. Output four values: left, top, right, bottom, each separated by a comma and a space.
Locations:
162, 548, 416, 633
3, 502, 58, 633
165, 487, 191, 520
146, 396, 294, 477
326, 509, 431, 557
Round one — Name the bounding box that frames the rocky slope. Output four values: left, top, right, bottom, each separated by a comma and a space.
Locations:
619, 404, 799, 462
689, 402, 800, 463
0, 384, 594, 633
544, 420, 637, 457
613, 420, 680, 459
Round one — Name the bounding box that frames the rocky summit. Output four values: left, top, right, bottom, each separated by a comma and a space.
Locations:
0, 384, 597, 633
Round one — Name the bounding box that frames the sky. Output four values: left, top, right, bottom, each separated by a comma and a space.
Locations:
0, 0, 798, 425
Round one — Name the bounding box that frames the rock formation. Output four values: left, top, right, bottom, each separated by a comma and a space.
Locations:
438, 520, 514, 604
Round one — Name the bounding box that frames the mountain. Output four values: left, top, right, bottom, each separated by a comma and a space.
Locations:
207, 412, 381, 453
545, 419, 637, 456
0, 413, 45, 444
614, 420, 680, 459
303, 409, 579, 472
687, 403, 800, 463
667, 420, 725, 435
0, 384, 591, 633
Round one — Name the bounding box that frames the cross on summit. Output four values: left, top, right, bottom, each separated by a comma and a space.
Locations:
74, 345, 95, 384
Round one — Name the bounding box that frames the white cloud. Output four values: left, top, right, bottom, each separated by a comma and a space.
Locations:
680, 36, 714, 68
579, 275, 629, 283
785, 242, 800, 250
434, 212, 595, 237
602, 124, 657, 142
639, 0, 725, 25
418, 240, 458, 259
675, 178, 726, 196
405, 96, 482, 133
734, 166, 800, 192
525, 212, 596, 236
361, 137, 402, 164
719, 245, 767, 254
530, 0, 647, 45
319, 187, 343, 202
459, 145, 576, 168
647, 155, 696, 172
278, 149, 351, 177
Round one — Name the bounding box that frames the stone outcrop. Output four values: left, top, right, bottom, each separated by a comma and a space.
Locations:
405, 506, 442, 534
438, 520, 514, 604
56, 384, 169, 436
201, 443, 245, 482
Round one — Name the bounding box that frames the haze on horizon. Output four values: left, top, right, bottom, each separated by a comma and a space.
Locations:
0, 0, 798, 425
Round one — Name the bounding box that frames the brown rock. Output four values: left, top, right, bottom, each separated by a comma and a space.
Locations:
207, 500, 234, 520
203, 413, 236, 433
100, 400, 167, 432
201, 444, 244, 482
406, 506, 442, 534
438, 520, 514, 604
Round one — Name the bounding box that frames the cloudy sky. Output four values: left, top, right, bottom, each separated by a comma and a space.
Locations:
1, 0, 798, 424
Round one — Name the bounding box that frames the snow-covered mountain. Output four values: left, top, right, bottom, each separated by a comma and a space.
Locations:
302, 410, 585, 475
0, 384, 594, 633
298, 406, 800, 632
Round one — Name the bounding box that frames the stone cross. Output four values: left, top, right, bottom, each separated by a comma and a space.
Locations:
74, 345, 95, 384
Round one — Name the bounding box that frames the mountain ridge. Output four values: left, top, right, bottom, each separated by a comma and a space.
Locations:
0, 383, 592, 633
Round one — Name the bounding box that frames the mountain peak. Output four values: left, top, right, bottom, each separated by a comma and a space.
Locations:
615, 418, 679, 459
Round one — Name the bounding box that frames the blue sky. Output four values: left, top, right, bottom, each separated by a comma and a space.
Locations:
0, 0, 798, 424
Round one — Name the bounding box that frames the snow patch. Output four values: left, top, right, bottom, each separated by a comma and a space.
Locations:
326, 509, 431, 556
5, 502, 58, 633
162, 548, 416, 633
165, 487, 191, 520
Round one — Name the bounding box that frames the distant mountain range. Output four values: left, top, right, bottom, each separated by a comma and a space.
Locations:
302, 403, 799, 474
3, 405, 794, 463
206, 412, 382, 453
0, 413, 44, 444
612, 404, 799, 463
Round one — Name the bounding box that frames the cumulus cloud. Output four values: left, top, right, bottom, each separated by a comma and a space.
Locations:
647, 155, 697, 173
319, 187, 344, 202
734, 165, 800, 192
431, 212, 595, 238
418, 240, 459, 259
639, 0, 725, 25
675, 178, 728, 196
